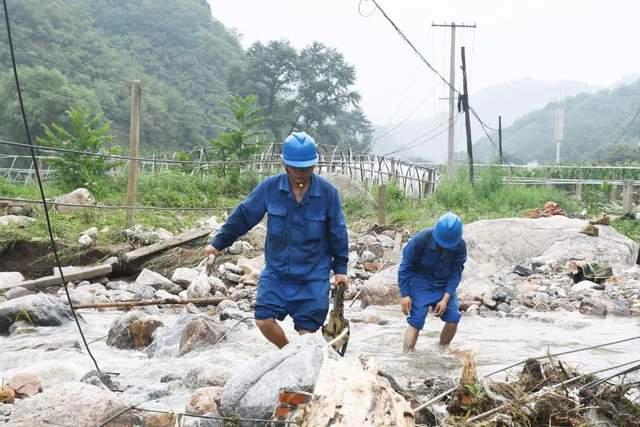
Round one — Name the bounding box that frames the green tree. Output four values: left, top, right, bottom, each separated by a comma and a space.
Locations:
209, 95, 266, 178
37, 107, 120, 194
0, 67, 100, 146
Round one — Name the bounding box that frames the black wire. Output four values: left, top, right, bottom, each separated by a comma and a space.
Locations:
611, 105, 640, 146
382, 114, 460, 156
370, 87, 437, 143
357, 0, 377, 17
2, 0, 101, 373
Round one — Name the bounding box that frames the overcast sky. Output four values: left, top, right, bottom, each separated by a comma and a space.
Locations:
211, 0, 640, 124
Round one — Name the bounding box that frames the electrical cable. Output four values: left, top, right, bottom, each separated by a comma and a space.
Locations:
2, 0, 102, 372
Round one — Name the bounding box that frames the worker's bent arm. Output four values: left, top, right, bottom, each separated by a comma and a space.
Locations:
444, 241, 467, 296
328, 188, 349, 275
398, 234, 421, 298
210, 180, 268, 251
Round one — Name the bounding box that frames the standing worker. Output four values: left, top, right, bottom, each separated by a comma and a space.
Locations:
205, 132, 349, 348
398, 212, 467, 351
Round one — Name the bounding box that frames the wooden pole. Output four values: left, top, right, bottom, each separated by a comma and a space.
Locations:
377, 184, 386, 225
498, 115, 503, 164
623, 179, 634, 216
460, 46, 474, 185
75, 296, 226, 310
126, 80, 141, 227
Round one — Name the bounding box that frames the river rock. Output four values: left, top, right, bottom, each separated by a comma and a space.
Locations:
172, 268, 200, 286
0, 272, 24, 288
7, 373, 42, 398
186, 386, 223, 415
220, 334, 326, 420
359, 250, 377, 263
377, 234, 395, 248
570, 280, 599, 296
0, 294, 74, 334
360, 264, 400, 307
184, 366, 231, 389
228, 241, 253, 255
106, 311, 163, 349
9, 382, 141, 426
179, 316, 225, 356
187, 275, 212, 298
135, 269, 181, 294
5, 287, 32, 300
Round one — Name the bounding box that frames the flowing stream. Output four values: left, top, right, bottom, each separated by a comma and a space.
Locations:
1, 305, 639, 413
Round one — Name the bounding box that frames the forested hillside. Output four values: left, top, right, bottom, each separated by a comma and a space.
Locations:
0, 0, 371, 154
474, 79, 640, 164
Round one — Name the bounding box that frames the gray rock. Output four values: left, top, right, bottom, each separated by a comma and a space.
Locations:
54, 188, 95, 214
360, 264, 400, 307
496, 303, 511, 313
481, 294, 497, 309
377, 234, 395, 248
108, 289, 136, 302
360, 250, 377, 263
105, 280, 127, 290
135, 269, 181, 293
106, 311, 163, 349
547, 286, 567, 298
188, 275, 212, 298
322, 173, 376, 204
228, 241, 253, 255
0, 272, 25, 288
220, 334, 327, 420
172, 268, 200, 286
0, 294, 75, 334
570, 280, 598, 296
5, 287, 32, 300
222, 262, 244, 275
217, 300, 239, 312
155, 227, 174, 241
147, 311, 215, 358
78, 234, 94, 247
9, 382, 140, 426
0, 215, 36, 228
184, 366, 231, 388
127, 284, 156, 300
155, 289, 177, 300
179, 316, 225, 356
186, 386, 223, 415
64, 288, 95, 305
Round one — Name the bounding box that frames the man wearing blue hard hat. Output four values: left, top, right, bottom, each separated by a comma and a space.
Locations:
398, 212, 467, 351
205, 132, 349, 348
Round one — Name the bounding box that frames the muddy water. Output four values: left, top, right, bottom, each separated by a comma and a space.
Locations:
1, 305, 639, 412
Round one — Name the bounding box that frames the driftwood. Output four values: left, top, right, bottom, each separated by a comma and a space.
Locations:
1, 263, 114, 291
74, 296, 226, 309
122, 228, 212, 264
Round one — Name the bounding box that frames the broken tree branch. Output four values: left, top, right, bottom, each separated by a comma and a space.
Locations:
122, 228, 212, 264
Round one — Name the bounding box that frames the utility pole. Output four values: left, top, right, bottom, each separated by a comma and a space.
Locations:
460, 46, 473, 185
126, 80, 141, 227
554, 108, 564, 164
432, 22, 476, 179
498, 115, 503, 164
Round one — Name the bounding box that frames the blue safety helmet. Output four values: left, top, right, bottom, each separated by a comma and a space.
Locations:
281, 132, 319, 168
433, 212, 463, 248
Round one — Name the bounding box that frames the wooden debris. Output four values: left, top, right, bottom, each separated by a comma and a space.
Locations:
74, 297, 226, 310
122, 228, 212, 264
1, 263, 114, 291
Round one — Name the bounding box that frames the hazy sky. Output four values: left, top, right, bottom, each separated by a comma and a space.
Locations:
211, 0, 640, 124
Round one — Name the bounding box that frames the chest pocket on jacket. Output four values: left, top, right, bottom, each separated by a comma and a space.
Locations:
267, 204, 287, 236
305, 211, 326, 240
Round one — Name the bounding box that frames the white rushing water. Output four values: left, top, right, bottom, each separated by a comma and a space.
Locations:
1, 305, 639, 413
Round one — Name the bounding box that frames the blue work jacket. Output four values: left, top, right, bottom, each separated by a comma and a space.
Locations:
211, 173, 349, 282
398, 228, 467, 297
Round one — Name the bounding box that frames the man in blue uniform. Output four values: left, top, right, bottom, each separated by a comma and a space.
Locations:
398, 212, 467, 351
205, 132, 349, 348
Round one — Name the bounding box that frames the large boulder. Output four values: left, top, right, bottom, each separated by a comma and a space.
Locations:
458, 216, 639, 299
360, 265, 400, 307
220, 334, 326, 420
9, 382, 141, 426
147, 311, 224, 358
172, 268, 200, 286
54, 188, 95, 214
322, 173, 376, 204
186, 386, 223, 415
0, 272, 24, 289
0, 294, 74, 334
106, 311, 164, 349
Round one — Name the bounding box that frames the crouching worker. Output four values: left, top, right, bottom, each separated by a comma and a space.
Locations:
398, 212, 467, 351
204, 132, 349, 348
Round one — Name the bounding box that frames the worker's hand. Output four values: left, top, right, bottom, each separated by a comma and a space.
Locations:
433, 294, 451, 318
334, 274, 349, 289
204, 244, 220, 257
401, 296, 412, 316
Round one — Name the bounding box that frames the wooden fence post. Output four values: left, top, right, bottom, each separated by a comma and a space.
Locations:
623, 180, 634, 217
575, 181, 583, 200
126, 80, 141, 227
377, 184, 386, 225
